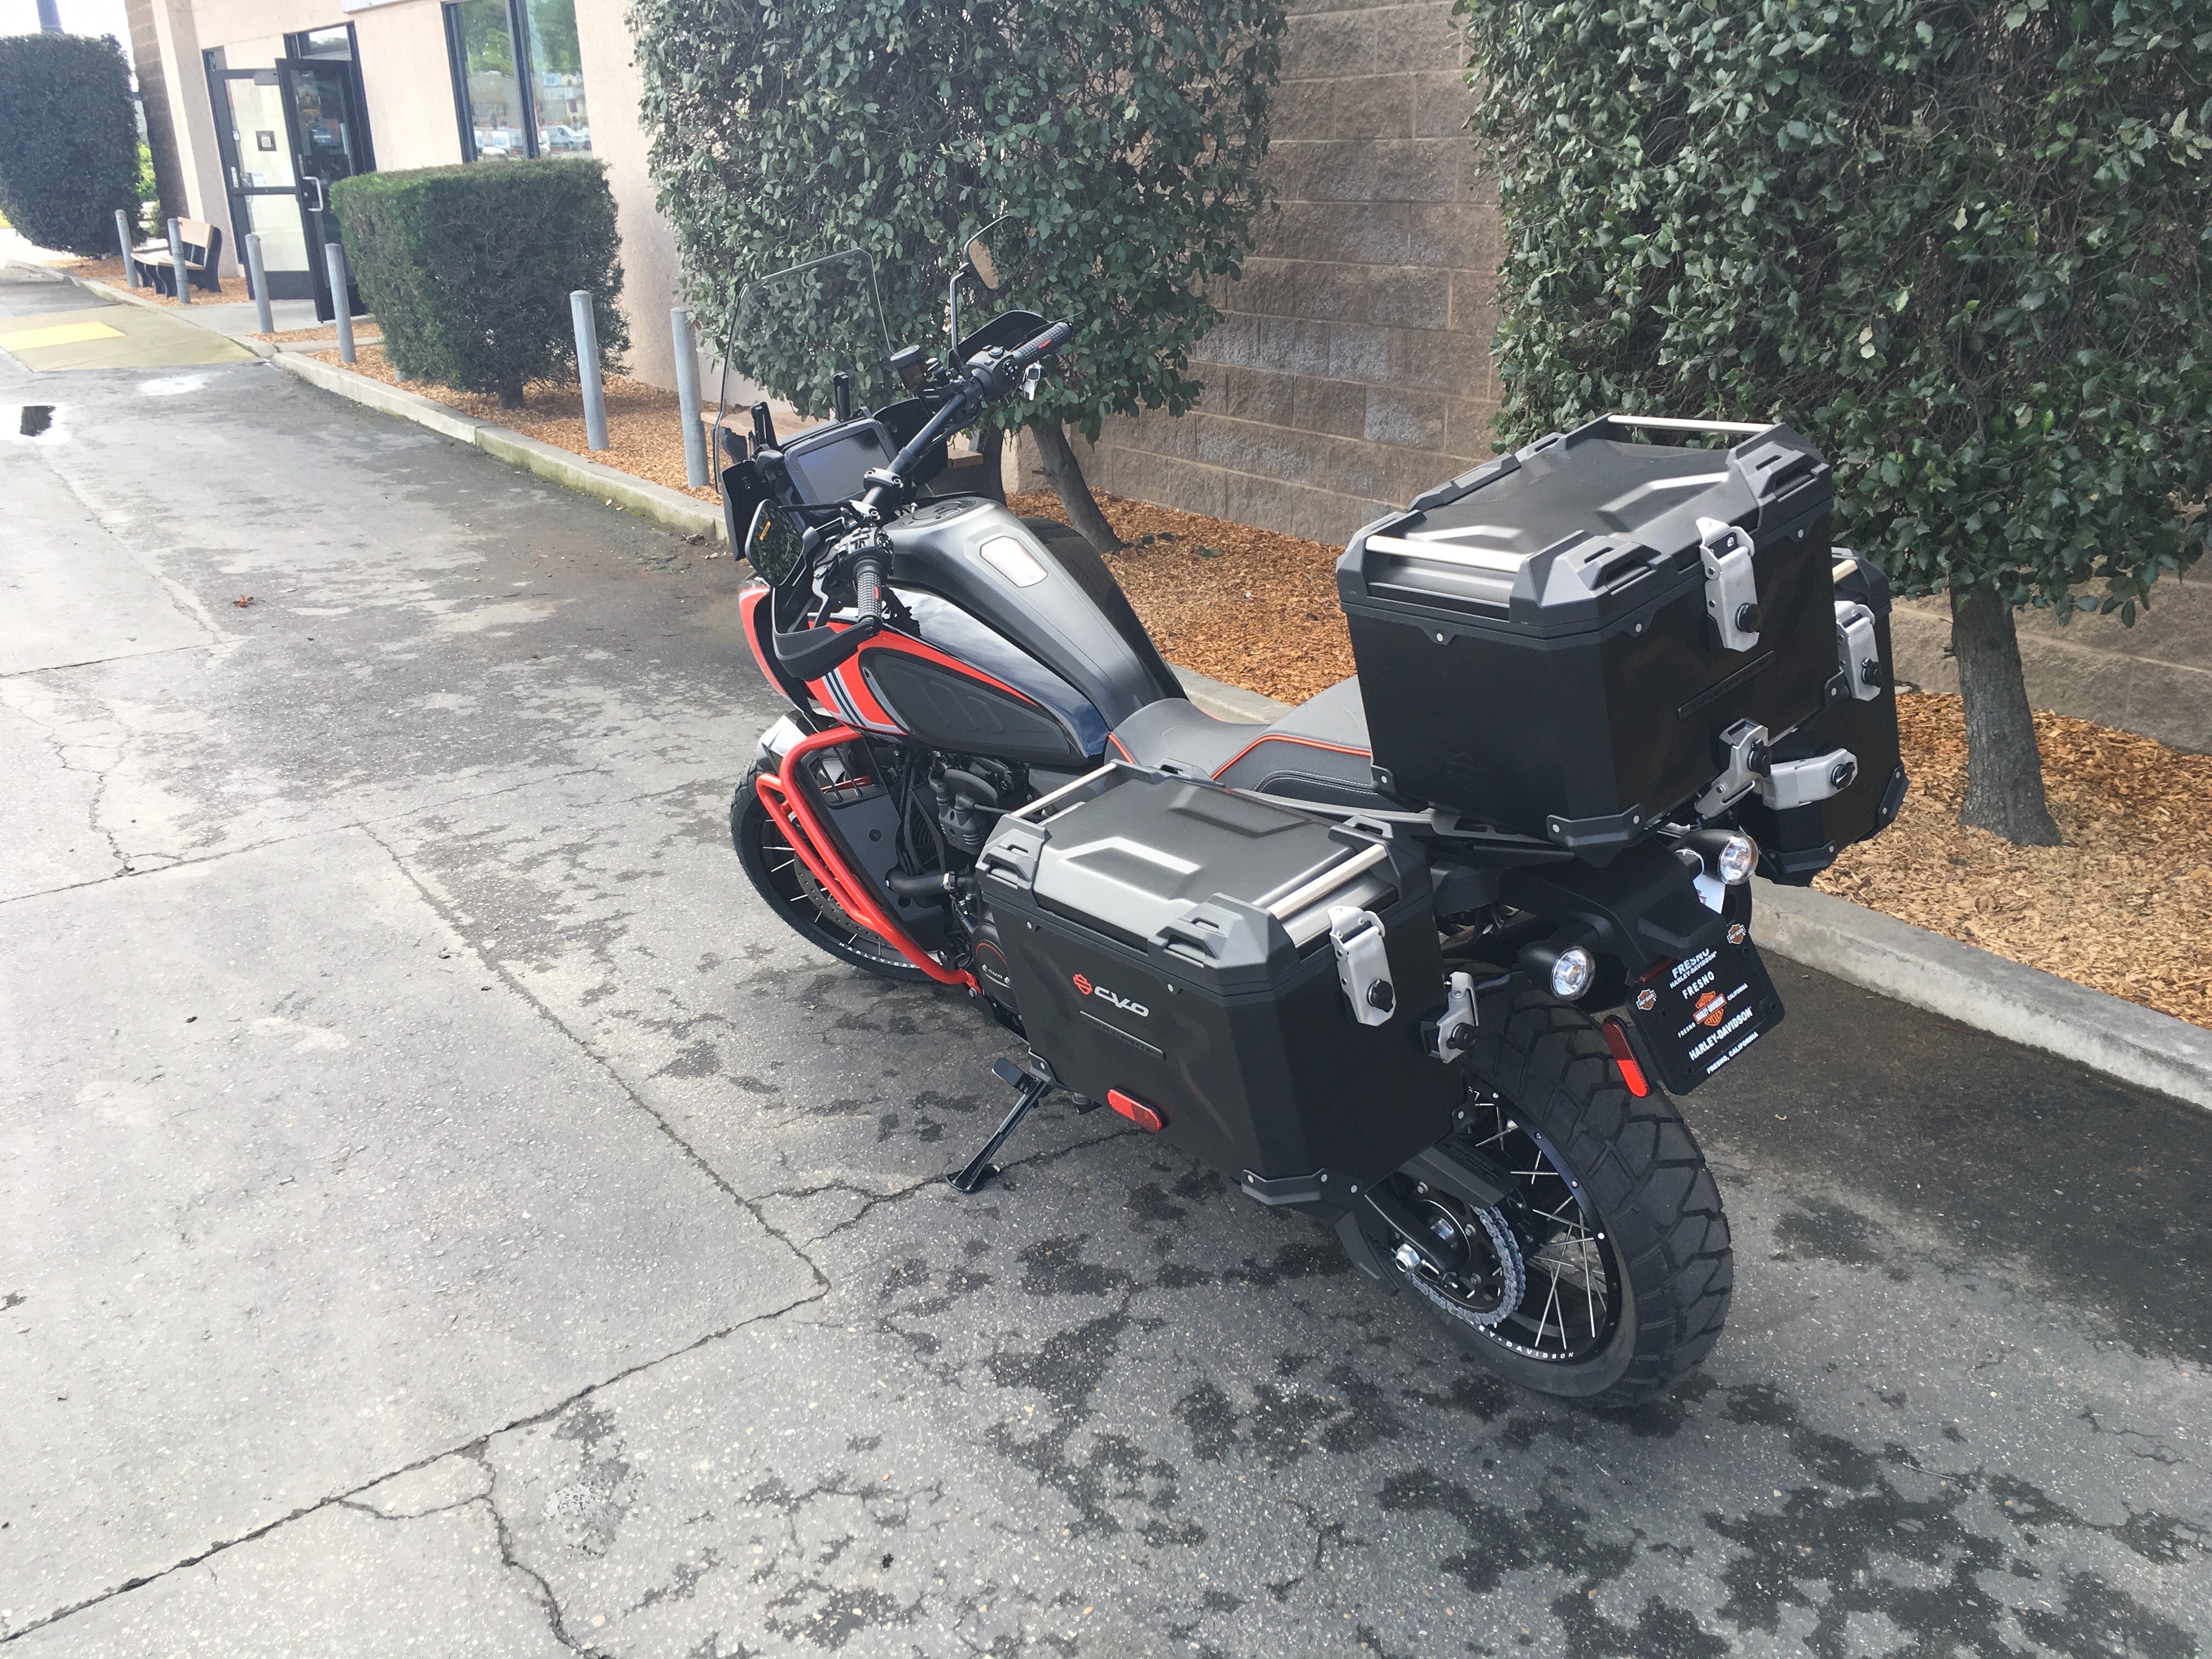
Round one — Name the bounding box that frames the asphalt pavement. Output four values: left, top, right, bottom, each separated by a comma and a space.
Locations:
3, 263, 2207, 1658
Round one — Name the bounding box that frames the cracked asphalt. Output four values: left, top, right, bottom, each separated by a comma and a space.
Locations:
3, 264, 2208, 1658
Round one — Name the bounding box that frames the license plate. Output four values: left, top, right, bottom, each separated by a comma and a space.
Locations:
1627, 938, 1785, 1095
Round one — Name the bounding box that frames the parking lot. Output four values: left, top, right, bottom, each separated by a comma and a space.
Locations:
3, 267, 2207, 1656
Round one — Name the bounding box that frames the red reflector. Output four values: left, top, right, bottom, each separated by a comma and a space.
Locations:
1601, 1018, 1651, 1098
1106, 1088, 1166, 1132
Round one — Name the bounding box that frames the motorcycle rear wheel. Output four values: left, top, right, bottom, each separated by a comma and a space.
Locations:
1372, 988, 1733, 1406
732, 769, 932, 982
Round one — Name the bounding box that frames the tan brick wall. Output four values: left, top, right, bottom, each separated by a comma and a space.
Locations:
1069, 0, 1498, 544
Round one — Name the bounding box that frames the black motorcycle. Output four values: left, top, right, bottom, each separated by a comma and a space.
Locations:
718, 234, 1905, 1406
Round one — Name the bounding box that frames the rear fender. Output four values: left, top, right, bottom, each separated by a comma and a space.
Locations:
1497, 840, 1739, 980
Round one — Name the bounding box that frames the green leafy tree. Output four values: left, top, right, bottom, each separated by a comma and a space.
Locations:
0, 33, 143, 256
632, 0, 1284, 552
1459, 0, 2212, 844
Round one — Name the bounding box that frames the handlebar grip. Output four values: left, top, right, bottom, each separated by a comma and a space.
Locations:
853, 554, 884, 622
1009, 320, 1074, 370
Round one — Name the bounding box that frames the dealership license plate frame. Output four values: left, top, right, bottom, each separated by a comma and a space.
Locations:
1628, 937, 1786, 1095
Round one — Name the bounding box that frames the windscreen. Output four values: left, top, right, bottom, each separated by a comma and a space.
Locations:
720, 249, 895, 426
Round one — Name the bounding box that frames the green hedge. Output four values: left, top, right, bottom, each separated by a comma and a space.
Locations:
332, 159, 627, 408
0, 33, 143, 256
1458, 0, 2212, 627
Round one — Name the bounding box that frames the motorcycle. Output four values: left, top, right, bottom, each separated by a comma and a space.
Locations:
718, 233, 1905, 1406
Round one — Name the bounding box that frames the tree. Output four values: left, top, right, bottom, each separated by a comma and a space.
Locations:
632, 0, 1284, 553
1458, 0, 2212, 844
0, 33, 143, 257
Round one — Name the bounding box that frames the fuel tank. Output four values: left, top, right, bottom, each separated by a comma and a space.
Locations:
883, 498, 1183, 733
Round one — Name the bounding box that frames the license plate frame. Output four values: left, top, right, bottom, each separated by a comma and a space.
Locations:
1627, 938, 1786, 1094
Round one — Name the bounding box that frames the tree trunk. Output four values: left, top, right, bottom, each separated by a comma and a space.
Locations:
1028, 420, 1123, 553
1951, 584, 2061, 845
969, 426, 1007, 504
497, 382, 524, 410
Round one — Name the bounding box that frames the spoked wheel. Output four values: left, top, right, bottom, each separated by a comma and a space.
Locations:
731, 768, 932, 981
1367, 988, 1732, 1406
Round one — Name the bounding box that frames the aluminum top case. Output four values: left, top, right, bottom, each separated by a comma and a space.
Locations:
1337, 416, 1839, 856
975, 766, 1460, 1202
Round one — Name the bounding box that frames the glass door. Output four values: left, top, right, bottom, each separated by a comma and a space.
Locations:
276, 58, 366, 322
211, 67, 313, 304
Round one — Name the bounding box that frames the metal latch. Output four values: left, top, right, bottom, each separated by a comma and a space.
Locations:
1836, 600, 1882, 701
1422, 970, 1479, 1063
1329, 906, 1395, 1027
1693, 719, 1771, 818
1696, 517, 1762, 653
1757, 748, 1859, 810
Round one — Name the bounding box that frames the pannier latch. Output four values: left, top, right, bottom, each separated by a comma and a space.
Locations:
1694, 719, 1771, 818
1329, 906, 1396, 1028
1835, 601, 1883, 702
1422, 969, 1480, 1064
1757, 748, 1859, 810
1696, 517, 1762, 652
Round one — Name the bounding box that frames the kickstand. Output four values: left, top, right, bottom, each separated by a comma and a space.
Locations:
949, 1057, 1056, 1194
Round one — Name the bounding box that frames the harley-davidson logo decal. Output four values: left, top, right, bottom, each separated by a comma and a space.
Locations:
1694, 989, 1728, 1028
1071, 973, 1093, 995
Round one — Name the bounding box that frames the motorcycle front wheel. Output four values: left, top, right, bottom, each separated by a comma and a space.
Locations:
1363, 988, 1733, 1406
731, 769, 933, 983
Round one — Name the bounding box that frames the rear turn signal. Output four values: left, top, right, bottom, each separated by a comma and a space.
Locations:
1107, 1089, 1166, 1132
1600, 1018, 1651, 1098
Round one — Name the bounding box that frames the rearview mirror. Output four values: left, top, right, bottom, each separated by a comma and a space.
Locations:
744, 500, 808, 586
964, 232, 1000, 295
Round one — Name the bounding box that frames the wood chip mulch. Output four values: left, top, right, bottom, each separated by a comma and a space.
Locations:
1016, 488, 2212, 1029
312, 343, 719, 502
1816, 697, 2212, 1029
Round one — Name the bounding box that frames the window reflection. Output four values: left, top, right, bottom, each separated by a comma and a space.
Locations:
444, 0, 588, 162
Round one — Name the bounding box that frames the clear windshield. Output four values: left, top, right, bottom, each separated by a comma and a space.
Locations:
719, 249, 894, 427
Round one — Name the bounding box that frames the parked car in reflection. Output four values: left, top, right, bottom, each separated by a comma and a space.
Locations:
542, 123, 591, 152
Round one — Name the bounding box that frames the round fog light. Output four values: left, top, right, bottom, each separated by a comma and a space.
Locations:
1716, 833, 1758, 885
1550, 946, 1595, 1001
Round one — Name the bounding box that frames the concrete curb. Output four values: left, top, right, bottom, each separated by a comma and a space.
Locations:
1137, 669, 2212, 1110
1752, 879, 2212, 1110
267, 347, 724, 543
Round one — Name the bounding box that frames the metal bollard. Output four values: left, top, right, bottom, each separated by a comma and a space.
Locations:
245, 233, 274, 334
325, 241, 353, 362
166, 217, 189, 304
672, 306, 708, 487
115, 208, 138, 285
572, 289, 608, 452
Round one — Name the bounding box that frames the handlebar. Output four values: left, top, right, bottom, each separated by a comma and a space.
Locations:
1006, 320, 1073, 374
853, 552, 884, 623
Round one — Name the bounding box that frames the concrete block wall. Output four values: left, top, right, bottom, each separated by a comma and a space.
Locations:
1069, 0, 1498, 545
1891, 584, 2212, 755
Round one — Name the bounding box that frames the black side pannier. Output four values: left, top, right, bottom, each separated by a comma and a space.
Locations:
1734, 550, 1909, 882
1338, 416, 1839, 856
976, 767, 1459, 1198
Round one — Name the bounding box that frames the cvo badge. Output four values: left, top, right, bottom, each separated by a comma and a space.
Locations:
1071, 972, 1149, 1018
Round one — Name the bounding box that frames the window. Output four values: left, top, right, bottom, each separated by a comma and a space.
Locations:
444, 0, 589, 162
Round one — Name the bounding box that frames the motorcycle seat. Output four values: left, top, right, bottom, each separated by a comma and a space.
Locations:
1106, 676, 1395, 811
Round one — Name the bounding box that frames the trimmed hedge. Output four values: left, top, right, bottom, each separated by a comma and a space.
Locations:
332, 159, 627, 408
0, 33, 143, 256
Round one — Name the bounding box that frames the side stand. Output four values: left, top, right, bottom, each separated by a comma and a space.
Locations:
949, 1058, 1056, 1194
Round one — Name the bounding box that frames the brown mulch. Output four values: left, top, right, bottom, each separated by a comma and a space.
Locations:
1816, 698, 2212, 1028
263, 323, 382, 344
1017, 489, 2212, 1029
312, 343, 719, 502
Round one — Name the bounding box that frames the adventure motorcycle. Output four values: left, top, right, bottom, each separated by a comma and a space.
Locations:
718, 234, 1905, 1406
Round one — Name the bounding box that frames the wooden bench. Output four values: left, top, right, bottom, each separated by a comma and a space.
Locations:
132, 217, 224, 297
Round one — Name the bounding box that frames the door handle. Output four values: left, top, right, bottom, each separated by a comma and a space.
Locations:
300, 176, 325, 213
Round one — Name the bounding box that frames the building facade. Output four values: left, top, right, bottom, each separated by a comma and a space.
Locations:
123, 0, 688, 382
